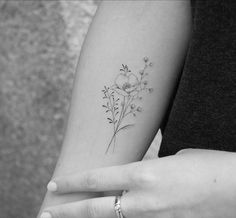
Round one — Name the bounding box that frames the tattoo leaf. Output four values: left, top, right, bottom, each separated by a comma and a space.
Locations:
107, 118, 113, 122
117, 124, 135, 133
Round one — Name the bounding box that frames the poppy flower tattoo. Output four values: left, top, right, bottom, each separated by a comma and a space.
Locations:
102, 57, 153, 154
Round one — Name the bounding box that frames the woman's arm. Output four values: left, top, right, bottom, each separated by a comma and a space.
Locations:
38, 0, 191, 214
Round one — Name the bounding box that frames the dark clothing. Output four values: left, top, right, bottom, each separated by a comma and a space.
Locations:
159, 0, 236, 157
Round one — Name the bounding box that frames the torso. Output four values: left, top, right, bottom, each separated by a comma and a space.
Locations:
159, 0, 236, 157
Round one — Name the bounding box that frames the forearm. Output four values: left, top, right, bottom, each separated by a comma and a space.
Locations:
39, 0, 191, 213
57, 0, 191, 166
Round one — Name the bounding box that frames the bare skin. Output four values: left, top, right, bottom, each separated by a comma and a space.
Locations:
43, 150, 236, 218
38, 1, 191, 216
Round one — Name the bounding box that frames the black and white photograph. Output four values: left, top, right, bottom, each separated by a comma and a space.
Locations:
0, 1, 235, 218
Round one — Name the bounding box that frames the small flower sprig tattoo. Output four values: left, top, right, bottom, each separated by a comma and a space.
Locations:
102, 57, 153, 154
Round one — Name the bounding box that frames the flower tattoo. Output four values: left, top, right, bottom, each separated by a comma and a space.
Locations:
102, 57, 153, 154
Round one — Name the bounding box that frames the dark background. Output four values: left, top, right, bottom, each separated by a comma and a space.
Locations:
0, 1, 160, 217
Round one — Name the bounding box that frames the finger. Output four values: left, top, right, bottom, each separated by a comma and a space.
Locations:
48, 164, 134, 193
40, 196, 129, 218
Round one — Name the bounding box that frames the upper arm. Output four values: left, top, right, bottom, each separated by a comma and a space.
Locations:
96, 0, 192, 41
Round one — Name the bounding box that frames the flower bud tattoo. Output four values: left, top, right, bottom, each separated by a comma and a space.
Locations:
102, 57, 153, 154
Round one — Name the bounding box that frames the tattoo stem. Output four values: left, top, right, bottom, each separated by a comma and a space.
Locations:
103, 57, 153, 154
106, 96, 125, 153
107, 91, 117, 151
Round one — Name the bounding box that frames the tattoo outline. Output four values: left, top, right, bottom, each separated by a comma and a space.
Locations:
102, 57, 153, 154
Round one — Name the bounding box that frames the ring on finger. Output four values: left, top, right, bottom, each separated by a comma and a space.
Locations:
114, 195, 125, 218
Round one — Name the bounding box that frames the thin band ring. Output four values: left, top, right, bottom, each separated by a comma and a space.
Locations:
114, 195, 125, 218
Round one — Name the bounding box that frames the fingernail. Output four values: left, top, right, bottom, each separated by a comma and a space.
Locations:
47, 181, 57, 192
40, 212, 52, 218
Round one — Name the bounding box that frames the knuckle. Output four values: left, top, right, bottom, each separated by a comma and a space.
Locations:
130, 166, 156, 187
83, 172, 98, 189
85, 201, 100, 218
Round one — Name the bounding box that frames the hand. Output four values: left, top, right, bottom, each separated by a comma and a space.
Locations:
41, 149, 236, 218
